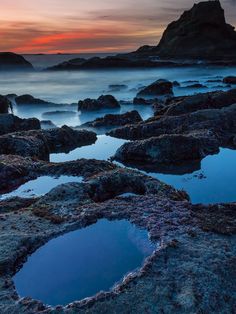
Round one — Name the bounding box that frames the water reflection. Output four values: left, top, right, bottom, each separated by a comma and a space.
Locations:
14, 219, 155, 306
0, 175, 83, 199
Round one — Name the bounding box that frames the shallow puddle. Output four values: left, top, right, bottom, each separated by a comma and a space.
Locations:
0, 175, 83, 199
14, 219, 155, 306
146, 148, 236, 204
50, 135, 127, 162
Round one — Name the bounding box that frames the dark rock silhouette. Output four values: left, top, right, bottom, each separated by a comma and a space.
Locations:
0, 95, 11, 113
136, 1, 236, 59
0, 52, 34, 71
15, 94, 53, 106
78, 95, 120, 111
137, 79, 173, 98
82, 110, 142, 128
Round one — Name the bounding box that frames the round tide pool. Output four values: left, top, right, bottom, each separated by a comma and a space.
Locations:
14, 219, 155, 306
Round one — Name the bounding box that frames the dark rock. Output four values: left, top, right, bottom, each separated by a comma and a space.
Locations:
0, 52, 34, 71
82, 111, 142, 128
154, 89, 236, 116
0, 126, 97, 160
172, 81, 180, 87
0, 154, 116, 193
113, 133, 219, 166
223, 76, 236, 84
137, 79, 173, 98
42, 111, 77, 117
0, 95, 11, 113
183, 83, 207, 89
135, 1, 236, 59
0, 114, 41, 135
108, 84, 128, 91
78, 95, 120, 111
108, 103, 236, 151
133, 97, 154, 105
40, 120, 57, 130
15, 95, 53, 106
46, 56, 178, 71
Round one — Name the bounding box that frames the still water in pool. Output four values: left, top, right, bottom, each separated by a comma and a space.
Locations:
14, 219, 155, 306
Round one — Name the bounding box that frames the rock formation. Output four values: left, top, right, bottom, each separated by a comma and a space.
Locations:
136, 1, 236, 59
78, 95, 120, 111
81, 110, 142, 128
0, 52, 34, 71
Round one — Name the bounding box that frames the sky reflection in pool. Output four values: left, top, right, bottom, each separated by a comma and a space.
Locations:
14, 219, 155, 306
147, 148, 236, 204
0, 175, 83, 199
51, 135, 127, 162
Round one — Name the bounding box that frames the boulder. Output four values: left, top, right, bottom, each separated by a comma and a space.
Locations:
114, 133, 219, 166
82, 110, 142, 128
0, 52, 34, 71
0, 95, 11, 113
0, 114, 41, 135
137, 79, 173, 98
78, 95, 120, 111
135, 1, 236, 59
223, 76, 236, 84
15, 94, 53, 105
0, 126, 97, 160
40, 120, 57, 129
154, 89, 236, 116
109, 103, 236, 146
108, 84, 128, 91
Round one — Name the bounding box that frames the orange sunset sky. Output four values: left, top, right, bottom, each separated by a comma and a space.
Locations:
1, 0, 236, 54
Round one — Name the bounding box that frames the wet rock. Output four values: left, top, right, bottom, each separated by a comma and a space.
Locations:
42, 111, 77, 118
82, 111, 142, 128
154, 89, 236, 116
78, 95, 120, 111
0, 95, 11, 114
113, 133, 219, 166
0, 52, 34, 71
133, 97, 154, 105
15, 95, 53, 106
137, 79, 173, 98
183, 83, 207, 89
108, 104, 236, 161
0, 155, 116, 194
0, 190, 235, 313
108, 84, 128, 91
0, 126, 97, 160
172, 81, 180, 87
40, 120, 57, 130
223, 76, 236, 84
0, 114, 41, 135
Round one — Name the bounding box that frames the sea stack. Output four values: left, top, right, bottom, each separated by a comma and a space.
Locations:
136, 0, 236, 59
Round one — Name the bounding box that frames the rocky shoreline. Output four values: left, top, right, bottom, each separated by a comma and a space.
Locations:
0, 71, 236, 312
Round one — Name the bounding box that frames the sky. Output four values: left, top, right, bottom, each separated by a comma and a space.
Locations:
0, 0, 236, 54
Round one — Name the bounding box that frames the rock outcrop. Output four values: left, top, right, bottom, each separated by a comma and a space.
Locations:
0, 52, 34, 71
109, 102, 236, 168
223, 76, 236, 84
0, 114, 41, 135
15, 94, 53, 106
0, 95, 11, 113
82, 110, 142, 128
136, 1, 236, 59
137, 79, 173, 98
0, 126, 97, 160
78, 95, 120, 111
113, 133, 219, 166
154, 88, 236, 116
